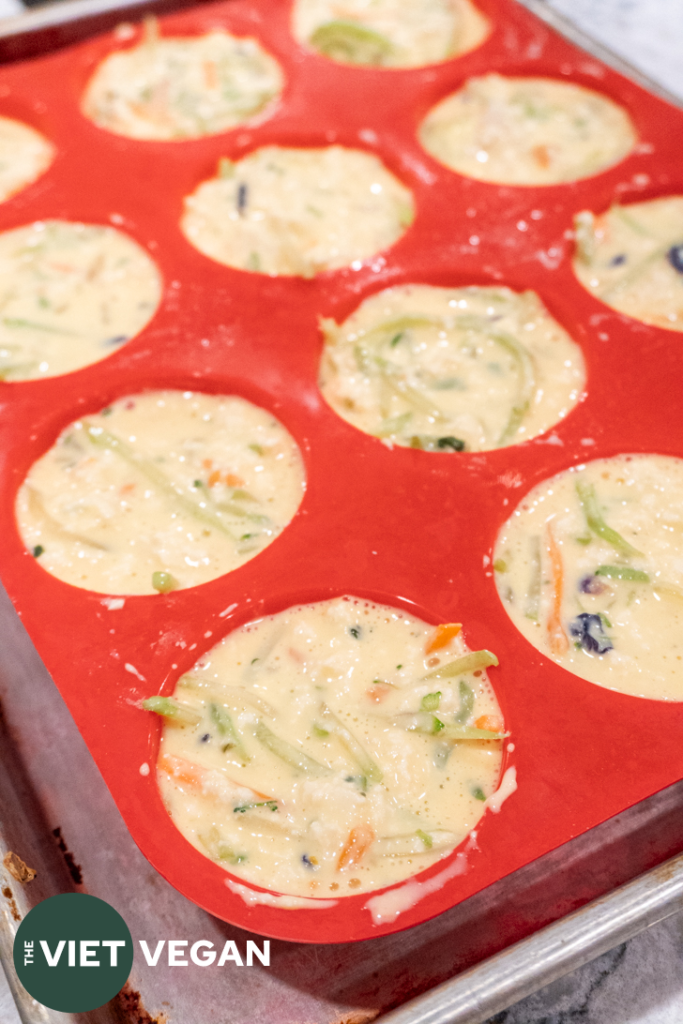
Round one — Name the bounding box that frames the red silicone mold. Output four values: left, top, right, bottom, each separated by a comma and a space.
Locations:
1, 0, 682, 944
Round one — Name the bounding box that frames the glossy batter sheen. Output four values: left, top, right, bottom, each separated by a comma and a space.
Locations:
0, 221, 161, 382
318, 285, 585, 452
181, 145, 414, 277
82, 19, 283, 140
0, 116, 54, 203
151, 597, 506, 897
16, 391, 305, 595
573, 198, 683, 332
494, 455, 683, 701
418, 74, 636, 185
292, 0, 489, 68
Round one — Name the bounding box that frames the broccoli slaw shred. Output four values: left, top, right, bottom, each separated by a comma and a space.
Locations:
82, 18, 284, 141
145, 597, 508, 898
16, 390, 305, 595
494, 455, 683, 700
573, 197, 683, 332
292, 0, 490, 68
318, 284, 585, 453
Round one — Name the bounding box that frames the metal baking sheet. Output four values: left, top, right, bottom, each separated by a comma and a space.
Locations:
3, 572, 683, 1024
1, 0, 683, 1018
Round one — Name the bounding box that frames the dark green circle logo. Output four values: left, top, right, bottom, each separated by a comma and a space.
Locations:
13, 893, 133, 1013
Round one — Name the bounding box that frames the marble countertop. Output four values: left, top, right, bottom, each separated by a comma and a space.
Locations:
0, 1, 682, 1022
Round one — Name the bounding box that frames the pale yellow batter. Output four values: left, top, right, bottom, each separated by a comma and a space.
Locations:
82, 19, 283, 141
419, 74, 636, 185
0, 220, 161, 382
318, 284, 585, 452
292, 0, 489, 68
0, 116, 54, 203
16, 391, 305, 595
181, 145, 414, 277
573, 197, 683, 331
494, 455, 683, 700
148, 597, 506, 897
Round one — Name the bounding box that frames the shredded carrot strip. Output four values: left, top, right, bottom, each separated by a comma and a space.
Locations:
159, 753, 206, 789
366, 684, 392, 703
204, 60, 218, 89
158, 754, 272, 800
532, 144, 550, 168
337, 826, 375, 870
475, 714, 504, 732
120, 482, 135, 495
546, 523, 569, 655
202, 458, 213, 470
208, 469, 222, 487
225, 473, 245, 487
425, 623, 462, 655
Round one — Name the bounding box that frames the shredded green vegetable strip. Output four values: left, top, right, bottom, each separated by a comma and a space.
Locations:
25, 486, 109, 551
488, 331, 537, 443
142, 695, 201, 726
309, 20, 394, 65
575, 480, 642, 556
421, 691, 442, 712
209, 703, 250, 763
424, 650, 499, 680
355, 345, 448, 421
342, 309, 538, 445
254, 721, 332, 776
233, 800, 277, 814
454, 681, 474, 723
396, 711, 505, 740
198, 831, 245, 865
321, 704, 383, 786
595, 565, 650, 582
84, 423, 237, 539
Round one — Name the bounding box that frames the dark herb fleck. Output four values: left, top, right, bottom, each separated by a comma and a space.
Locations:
667, 244, 683, 274
105, 335, 128, 347
101, 407, 113, 416
609, 253, 627, 267
579, 574, 607, 595
389, 332, 404, 347
32, 545, 44, 558
302, 853, 318, 869
237, 183, 249, 215
569, 612, 613, 654
200, 733, 211, 743
193, 479, 202, 487
472, 787, 486, 801
349, 625, 361, 639
437, 436, 465, 451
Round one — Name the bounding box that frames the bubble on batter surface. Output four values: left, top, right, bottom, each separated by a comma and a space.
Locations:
181, 145, 414, 277
82, 18, 284, 141
0, 116, 54, 203
419, 74, 636, 186
0, 220, 161, 382
573, 197, 683, 332
494, 454, 683, 701
147, 595, 506, 897
292, 0, 489, 69
16, 390, 305, 594
318, 284, 585, 452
